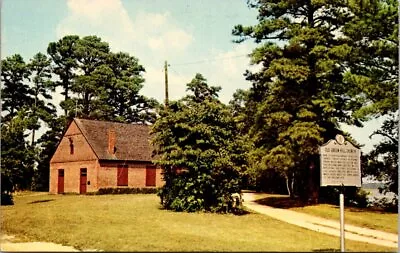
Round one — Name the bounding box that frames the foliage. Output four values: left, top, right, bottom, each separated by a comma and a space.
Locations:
1, 54, 33, 120
101, 52, 160, 123
362, 114, 398, 195
27, 52, 57, 146
232, 0, 398, 200
1, 112, 36, 194
1, 193, 14, 205
152, 74, 247, 213
248, 168, 288, 194
232, 0, 357, 198
318, 186, 370, 208
47, 35, 158, 123
343, 0, 398, 196
47, 35, 80, 115
343, 0, 398, 119
373, 196, 398, 213
89, 187, 159, 195
1, 35, 158, 195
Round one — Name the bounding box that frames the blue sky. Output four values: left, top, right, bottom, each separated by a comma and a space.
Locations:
2, 0, 385, 152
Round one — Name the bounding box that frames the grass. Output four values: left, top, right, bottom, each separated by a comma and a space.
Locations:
254, 194, 398, 234
1, 192, 397, 252
291, 204, 398, 234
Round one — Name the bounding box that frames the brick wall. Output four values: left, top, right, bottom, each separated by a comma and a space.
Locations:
49, 160, 99, 194
50, 121, 100, 194
49, 120, 164, 194
98, 162, 164, 188
50, 121, 97, 163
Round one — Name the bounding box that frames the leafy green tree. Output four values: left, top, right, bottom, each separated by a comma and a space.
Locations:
1, 54, 33, 120
343, 0, 398, 119
1, 111, 36, 197
363, 114, 398, 195
343, 0, 398, 197
232, 0, 360, 198
186, 73, 221, 102
2, 35, 159, 195
48, 35, 157, 123
47, 35, 80, 116
152, 74, 247, 213
71, 36, 110, 117
27, 52, 57, 146
1, 53, 57, 195
103, 52, 158, 123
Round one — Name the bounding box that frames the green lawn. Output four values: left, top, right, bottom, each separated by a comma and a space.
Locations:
254, 194, 398, 234
1, 193, 396, 252
291, 204, 398, 234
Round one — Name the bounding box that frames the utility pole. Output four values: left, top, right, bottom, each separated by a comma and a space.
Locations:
164, 60, 169, 108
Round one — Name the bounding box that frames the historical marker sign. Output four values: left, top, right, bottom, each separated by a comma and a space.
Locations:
320, 135, 361, 187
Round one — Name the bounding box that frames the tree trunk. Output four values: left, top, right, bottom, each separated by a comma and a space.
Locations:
285, 175, 290, 196
285, 173, 295, 198
64, 78, 69, 116
31, 95, 37, 147
290, 172, 295, 198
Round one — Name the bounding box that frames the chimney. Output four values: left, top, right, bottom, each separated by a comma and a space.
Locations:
108, 128, 116, 154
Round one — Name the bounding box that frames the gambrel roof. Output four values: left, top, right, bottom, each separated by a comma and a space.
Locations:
74, 118, 154, 162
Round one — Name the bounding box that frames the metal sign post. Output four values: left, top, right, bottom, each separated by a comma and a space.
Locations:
340, 192, 345, 252
319, 135, 361, 252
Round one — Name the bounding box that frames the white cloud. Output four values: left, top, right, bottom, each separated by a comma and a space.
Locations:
65, 0, 127, 25
148, 30, 193, 51
56, 0, 193, 55
55, 0, 194, 106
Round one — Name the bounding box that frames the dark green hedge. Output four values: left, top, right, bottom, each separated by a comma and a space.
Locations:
1, 193, 13, 205
87, 187, 159, 195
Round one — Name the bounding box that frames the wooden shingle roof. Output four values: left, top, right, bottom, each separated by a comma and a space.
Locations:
74, 118, 153, 162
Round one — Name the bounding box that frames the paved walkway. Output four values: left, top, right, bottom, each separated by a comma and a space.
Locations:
0, 235, 78, 252
0, 235, 101, 252
242, 192, 398, 249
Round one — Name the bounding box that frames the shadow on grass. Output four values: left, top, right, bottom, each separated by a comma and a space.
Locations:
28, 199, 55, 204
256, 196, 392, 214
312, 248, 340, 252
255, 196, 310, 208
157, 205, 251, 216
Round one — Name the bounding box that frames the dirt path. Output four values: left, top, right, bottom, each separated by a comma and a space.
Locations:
242, 192, 398, 249
0, 235, 100, 252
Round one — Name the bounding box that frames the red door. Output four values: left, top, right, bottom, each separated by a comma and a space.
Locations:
146, 166, 156, 186
58, 169, 64, 194
117, 165, 128, 186
80, 168, 87, 194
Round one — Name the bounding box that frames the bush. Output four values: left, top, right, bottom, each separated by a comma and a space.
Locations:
1, 193, 14, 205
319, 186, 370, 208
90, 187, 159, 195
152, 76, 248, 214
373, 196, 398, 213
158, 171, 243, 213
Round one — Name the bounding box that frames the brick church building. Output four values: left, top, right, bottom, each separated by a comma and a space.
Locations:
49, 118, 163, 194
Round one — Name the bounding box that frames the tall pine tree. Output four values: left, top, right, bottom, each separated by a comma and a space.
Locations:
233, 0, 362, 199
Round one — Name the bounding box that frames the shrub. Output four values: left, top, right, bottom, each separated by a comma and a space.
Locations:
152, 75, 248, 213
1, 193, 13, 205
90, 187, 159, 195
373, 196, 398, 213
319, 186, 370, 208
